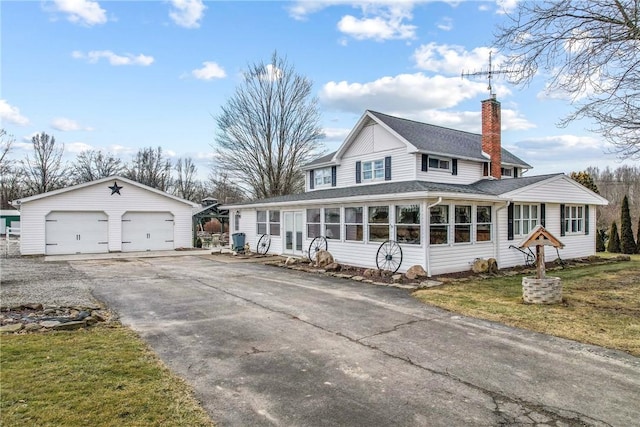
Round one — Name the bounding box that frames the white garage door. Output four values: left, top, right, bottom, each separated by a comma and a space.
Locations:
45, 211, 109, 255
122, 211, 174, 252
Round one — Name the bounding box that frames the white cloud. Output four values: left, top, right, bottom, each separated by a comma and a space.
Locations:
66, 141, 94, 153
107, 144, 137, 156
51, 117, 93, 132
192, 62, 226, 80
495, 0, 519, 15
436, 17, 453, 31
413, 43, 505, 76
337, 13, 416, 41
51, 0, 107, 26
323, 127, 351, 140
320, 73, 487, 113
169, 0, 206, 29
0, 100, 30, 126
72, 50, 154, 66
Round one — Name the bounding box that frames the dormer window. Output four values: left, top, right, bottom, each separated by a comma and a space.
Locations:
314, 167, 333, 187
428, 156, 450, 171
501, 167, 513, 177
362, 160, 385, 181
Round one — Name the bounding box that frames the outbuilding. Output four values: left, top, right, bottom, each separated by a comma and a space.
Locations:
13, 176, 199, 255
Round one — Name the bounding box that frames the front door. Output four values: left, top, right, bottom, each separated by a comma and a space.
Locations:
284, 211, 304, 256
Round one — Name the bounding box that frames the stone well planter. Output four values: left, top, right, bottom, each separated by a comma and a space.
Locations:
522, 276, 562, 304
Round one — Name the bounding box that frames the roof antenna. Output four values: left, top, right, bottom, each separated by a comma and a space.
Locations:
461, 51, 514, 98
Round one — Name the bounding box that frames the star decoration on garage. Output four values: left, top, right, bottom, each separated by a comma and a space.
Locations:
109, 182, 123, 195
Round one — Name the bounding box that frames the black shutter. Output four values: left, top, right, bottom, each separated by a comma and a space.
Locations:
483, 162, 489, 177
309, 170, 314, 190
421, 154, 428, 172
384, 156, 391, 181
452, 159, 458, 175
355, 161, 361, 184
540, 203, 546, 227
513, 168, 518, 178
585, 205, 589, 235
507, 203, 514, 241
560, 204, 566, 236
331, 166, 337, 187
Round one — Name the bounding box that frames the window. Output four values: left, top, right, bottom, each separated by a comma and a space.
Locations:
501, 167, 513, 177
429, 156, 450, 170
234, 212, 240, 231
269, 211, 280, 236
307, 209, 321, 239
430, 205, 449, 244
368, 206, 389, 242
344, 207, 363, 241
454, 205, 471, 243
324, 208, 341, 240
396, 205, 420, 244
514, 204, 538, 236
476, 206, 492, 242
362, 160, 385, 181
314, 168, 332, 187
564, 205, 584, 234
256, 210, 267, 234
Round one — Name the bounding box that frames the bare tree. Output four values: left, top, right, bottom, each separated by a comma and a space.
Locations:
494, 0, 640, 159
173, 157, 199, 201
214, 52, 324, 199
22, 132, 68, 195
124, 146, 172, 191
587, 165, 640, 233
0, 129, 13, 177
207, 170, 246, 204
71, 150, 125, 184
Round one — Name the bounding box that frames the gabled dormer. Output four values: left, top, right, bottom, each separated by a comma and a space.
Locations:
302, 104, 532, 192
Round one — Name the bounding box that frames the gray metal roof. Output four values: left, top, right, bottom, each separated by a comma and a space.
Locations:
305, 151, 335, 167
369, 111, 532, 168
227, 175, 563, 207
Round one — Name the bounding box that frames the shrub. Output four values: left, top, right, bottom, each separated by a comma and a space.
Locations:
607, 221, 621, 253
596, 229, 606, 252
620, 196, 636, 254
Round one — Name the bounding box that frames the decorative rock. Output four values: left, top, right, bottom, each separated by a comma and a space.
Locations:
85, 316, 99, 326
0, 323, 24, 333
41, 320, 62, 328
488, 258, 499, 274
24, 323, 42, 332
23, 303, 43, 310
363, 269, 380, 278
405, 265, 427, 280
52, 320, 86, 331
419, 280, 443, 288
325, 262, 341, 272
351, 276, 364, 282
91, 310, 108, 322
334, 273, 353, 279
285, 257, 298, 266
472, 258, 489, 273
391, 274, 403, 283
315, 250, 335, 268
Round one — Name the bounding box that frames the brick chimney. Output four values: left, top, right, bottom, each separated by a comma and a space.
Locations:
481, 96, 502, 179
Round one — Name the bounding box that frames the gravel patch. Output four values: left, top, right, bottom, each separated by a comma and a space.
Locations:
0, 257, 100, 309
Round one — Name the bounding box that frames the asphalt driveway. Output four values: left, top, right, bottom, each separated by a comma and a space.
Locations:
70, 255, 640, 427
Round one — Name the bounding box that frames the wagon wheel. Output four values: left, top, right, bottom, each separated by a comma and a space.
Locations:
376, 240, 403, 273
256, 234, 271, 255
308, 236, 328, 262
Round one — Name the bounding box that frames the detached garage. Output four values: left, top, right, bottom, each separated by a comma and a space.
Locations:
13, 176, 199, 256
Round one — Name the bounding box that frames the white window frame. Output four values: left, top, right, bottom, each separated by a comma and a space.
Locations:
368, 206, 389, 242
454, 205, 472, 244
428, 156, 451, 171
256, 210, 267, 235
344, 207, 363, 242
269, 211, 281, 236
362, 159, 385, 181
314, 167, 332, 188
324, 207, 341, 240
514, 204, 539, 236
501, 167, 513, 177
395, 204, 421, 245
306, 208, 321, 239
430, 205, 449, 245
476, 205, 492, 242
564, 205, 584, 234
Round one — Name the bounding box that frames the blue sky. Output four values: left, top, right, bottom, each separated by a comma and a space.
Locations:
1, 0, 634, 181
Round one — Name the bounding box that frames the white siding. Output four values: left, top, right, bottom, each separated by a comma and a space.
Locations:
337, 147, 414, 188
20, 179, 193, 255
416, 157, 483, 185
504, 176, 605, 204
430, 243, 494, 276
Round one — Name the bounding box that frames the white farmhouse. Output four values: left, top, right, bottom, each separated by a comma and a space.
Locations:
223, 97, 608, 276
14, 176, 199, 255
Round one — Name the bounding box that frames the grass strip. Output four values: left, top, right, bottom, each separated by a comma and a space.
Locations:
0, 325, 214, 427
414, 254, 640, 356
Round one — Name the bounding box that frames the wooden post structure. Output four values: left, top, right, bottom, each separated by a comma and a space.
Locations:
518, 225, 564, 279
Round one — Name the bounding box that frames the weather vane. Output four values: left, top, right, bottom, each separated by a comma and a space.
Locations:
461, 51, 514, 98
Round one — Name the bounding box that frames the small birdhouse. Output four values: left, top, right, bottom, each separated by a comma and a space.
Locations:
518, 225, 564, 279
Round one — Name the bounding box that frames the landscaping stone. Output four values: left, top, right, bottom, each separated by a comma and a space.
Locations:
391, 274, 402, 283
0, 323, 23, 333
405, 265, 427, 280
285, 257, 298, 266
315, 250, 334, 268
24, 323, 42, 332
351, 276, 364, 282
40, 320, 62, 328
325, 262, 341, 272
363, 269, 380, 278
419, 280, 444, 288
52, 320, 87, 331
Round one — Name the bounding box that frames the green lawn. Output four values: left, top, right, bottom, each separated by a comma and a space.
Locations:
1, 325, 214, 427
414, 254, 640, 356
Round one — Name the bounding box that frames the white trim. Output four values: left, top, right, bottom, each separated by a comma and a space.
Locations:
501, 174, 608, 205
